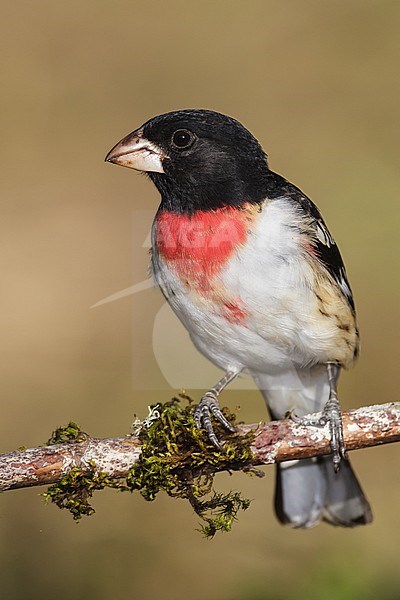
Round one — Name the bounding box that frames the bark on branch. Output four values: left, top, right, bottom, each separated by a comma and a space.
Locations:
1, 402, 399, 492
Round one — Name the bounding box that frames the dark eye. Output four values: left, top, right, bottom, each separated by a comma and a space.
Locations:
171, 129, 195, 149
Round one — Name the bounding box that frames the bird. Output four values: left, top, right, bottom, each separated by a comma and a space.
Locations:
105, 109, 372, 528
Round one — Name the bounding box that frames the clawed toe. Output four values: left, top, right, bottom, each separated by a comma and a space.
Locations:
289, 398, 346, 472
289, 409, 321, 427
194, 392, 236, 450
323, 399, 346, 472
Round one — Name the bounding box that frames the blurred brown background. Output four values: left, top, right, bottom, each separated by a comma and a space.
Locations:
1, 1, 399, 599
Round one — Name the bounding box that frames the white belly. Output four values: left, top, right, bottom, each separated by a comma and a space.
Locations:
151, 199, 345, 373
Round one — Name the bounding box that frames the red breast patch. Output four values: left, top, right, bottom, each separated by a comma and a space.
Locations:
154, 205, 253, 290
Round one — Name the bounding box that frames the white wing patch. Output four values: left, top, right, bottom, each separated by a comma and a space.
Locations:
316, 220, 335, 247
338, 268, 352, 300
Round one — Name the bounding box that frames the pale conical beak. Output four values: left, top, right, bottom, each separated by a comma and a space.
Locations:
105, 130, 166, 173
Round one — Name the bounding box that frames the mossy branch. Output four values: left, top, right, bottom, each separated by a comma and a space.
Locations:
0, 399, 398, 537
1, 400, 398, 493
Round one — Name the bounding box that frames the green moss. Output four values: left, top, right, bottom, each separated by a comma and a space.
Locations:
47, 421, 87, 445
44, 423, 127, 521
44, 396, 256, 537
126, 396, 255, 538
43, 463, 127, 520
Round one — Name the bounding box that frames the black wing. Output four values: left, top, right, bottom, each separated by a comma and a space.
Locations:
266, 172, 356, 313
307, 209, 355, 313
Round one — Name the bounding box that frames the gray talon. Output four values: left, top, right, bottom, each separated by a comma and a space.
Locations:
193, 370, 240, 448
290, 409, 321, 427
290, 399, 346, 472
194, 392, 235, 449
289, 362, 347, 472
322, 388, 347, 471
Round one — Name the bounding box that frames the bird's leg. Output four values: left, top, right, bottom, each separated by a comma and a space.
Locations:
290, 362, 346, 472
194, 369, 240, 450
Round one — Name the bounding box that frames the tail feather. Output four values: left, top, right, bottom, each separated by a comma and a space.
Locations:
275, 456, 372, 528
275, 458, 327, 528
322, 457, 372, 526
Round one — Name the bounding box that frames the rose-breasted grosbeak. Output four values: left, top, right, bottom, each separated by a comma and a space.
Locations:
106, 109, 372, 527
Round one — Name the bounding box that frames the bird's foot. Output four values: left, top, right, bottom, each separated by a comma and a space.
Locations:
290, 395, 346, 473
320, 394, 346, 472
194, 391, 236, 450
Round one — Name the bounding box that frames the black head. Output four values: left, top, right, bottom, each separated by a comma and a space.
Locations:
106, 109, 271, 213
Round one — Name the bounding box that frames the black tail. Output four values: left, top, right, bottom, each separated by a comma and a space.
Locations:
275, 456, 372, 528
